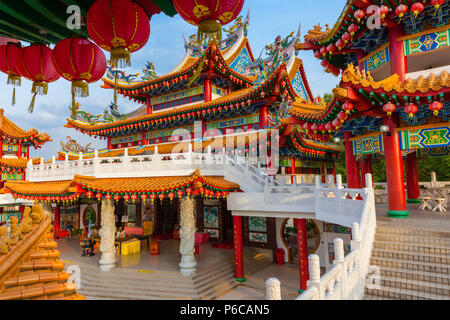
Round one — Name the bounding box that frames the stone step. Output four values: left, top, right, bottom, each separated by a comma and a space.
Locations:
373, 240, 450, 255
365, 285, 448, 300
79, 286, 196, 300
378, 266, 450, 285
377, 275, 450, 296
370, 256, 449, 274
375, 226, 450, 239
374, 234, 450, 247
371, 248, 450, 264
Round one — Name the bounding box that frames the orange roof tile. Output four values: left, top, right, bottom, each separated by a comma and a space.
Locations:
0, 109, 51, 144
4, 180, 74, 197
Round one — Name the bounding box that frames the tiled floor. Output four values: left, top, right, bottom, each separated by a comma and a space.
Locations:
58, 237, 235, 272
376, 203, 450, 232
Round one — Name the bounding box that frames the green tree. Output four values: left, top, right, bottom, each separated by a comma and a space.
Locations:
323, 93, 333, 104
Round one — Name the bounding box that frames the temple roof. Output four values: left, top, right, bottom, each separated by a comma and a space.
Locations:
0, 109, 51, 147
0, 215, 84, 300
66, 64, 295, 137
5, 170, 240, 199
296, 1, 449, 70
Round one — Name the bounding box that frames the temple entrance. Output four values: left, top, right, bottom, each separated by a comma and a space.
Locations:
281, 218, 321, 264
155, 198, 180, 238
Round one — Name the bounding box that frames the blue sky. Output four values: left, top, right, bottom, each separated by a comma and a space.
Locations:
0, 0, 345, 158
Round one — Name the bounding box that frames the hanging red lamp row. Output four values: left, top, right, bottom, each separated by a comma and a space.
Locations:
382, 101, 443, 117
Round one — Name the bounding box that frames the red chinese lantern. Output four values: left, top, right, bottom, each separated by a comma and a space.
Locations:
131, 194, 138, 203
52, 37, 107, 98
114, 194, 120, 202
321, 60, 329, 68
311, 123, 319, 133
173, 0, 244, 44
411, 2, 424, 18
336, 39, 345, 50
341, 32, 351, 44
342, 102, 354, 114
86, 191, 93, 198
383, 102, 396, 116
105, 194, 112, 200
96, 193, 102, 201
185, 187, 192, 196
429, 101, 443, 116
432, 0, 445, 10
86, 0, 151, 67
215, 191, 221, 198
404, 103, 418, 118
325, 122, 333, 133
16, 43, 61, 112
168, 192, 175, 202
379, 5, 389, 20
332, 118, 341, 128
337, 111, 347, 123
327, 44, 336, 56
320, 46, 328, 57
141, 194, 147, 204
354, 9, 365, 22
348, 24, 358, 37
395, 4, 408, 18
150, 193, 157, 203
123, 194, 130, 203
158, 193, 165, 203
0, 42, 22, 105
314, 50, 321, 59
177, 190, 184, 198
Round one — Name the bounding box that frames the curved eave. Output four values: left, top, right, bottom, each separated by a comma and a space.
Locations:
67, 65, 292, 136
101, 42, 254, 97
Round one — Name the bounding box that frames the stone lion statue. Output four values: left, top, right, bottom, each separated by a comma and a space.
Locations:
9, 216, 22, 245
31, 203, 44, 224
0, 226, 11, 254
20, 207, 33, 234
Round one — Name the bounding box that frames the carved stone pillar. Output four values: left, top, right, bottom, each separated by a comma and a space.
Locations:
265, 278, 281, 300
179, 197, 197, 276
99, 199, 116, 271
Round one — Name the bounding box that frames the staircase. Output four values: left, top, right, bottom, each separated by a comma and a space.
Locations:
365, 224, 450, 300
73, 248, 272, 300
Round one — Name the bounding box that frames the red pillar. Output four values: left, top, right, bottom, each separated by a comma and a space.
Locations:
295, 218, 309, 293
332, 162, 337, 183
54, 205, 60, 238
145, 96, 153, 114
363, 155, 373, 187
356, 50, 366, 72
233, 216, 245, 282
389, 25, 408, 81
141, 130, 147, 146
26, 146, 29, 159
321, 162, 326, 183
107, 137, 112, 150
204, 77, 212, 102
259, 106, 269, 129
19, 205, 24, 222
291, 158, 296, 184
344, 132, 361, 188
406, 151, 420, 203
16, 144, 22, 158
360, 159, 367, 187
382, 116, 409, 218
0, 137, 3, 158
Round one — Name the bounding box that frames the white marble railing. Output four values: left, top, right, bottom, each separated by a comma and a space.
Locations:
266, 174, 376, 300
27, 145, 270, 193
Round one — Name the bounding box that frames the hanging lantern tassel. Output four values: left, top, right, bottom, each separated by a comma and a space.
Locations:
110, 47, 131, 68
12, 87, 15, 106
72, 80, 89, 98
188, 54, 206, 87
198, 20, 222, 45
28, 92, 37, 113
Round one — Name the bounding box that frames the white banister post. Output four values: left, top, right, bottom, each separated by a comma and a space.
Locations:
123, 148, 130, 170
265, 278, 281, 300
351, 223, 361, 251
79, 152, 82, 160
154, 145, 160, 170
336, 174, 343, 189
188, 143, 193, 165
365, 173, 373, 189
333, 238, 346, 297
64, 153, 69, 162
292, 175, 297, 186
306, 254, 322, 299
40, 158, 44, 165
52, 156, 56, 164
94, 149, 100, 173
27, 159, 32, 181
327, 174, 334, 184
315, 175, 321, 188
